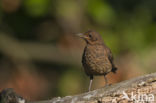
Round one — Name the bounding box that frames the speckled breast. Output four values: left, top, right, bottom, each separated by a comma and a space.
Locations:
82, 44, 112, 76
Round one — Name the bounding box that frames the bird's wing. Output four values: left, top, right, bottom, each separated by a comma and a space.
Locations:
105, 46, 118, 73
94, 45, 112, 72
105, 47, 113, 64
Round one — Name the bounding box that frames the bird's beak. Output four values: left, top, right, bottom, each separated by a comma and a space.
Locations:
77, 33, 88, 39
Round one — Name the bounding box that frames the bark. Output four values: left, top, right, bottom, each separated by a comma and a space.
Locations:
1, 71, 156, 103
29, 72, 156, 103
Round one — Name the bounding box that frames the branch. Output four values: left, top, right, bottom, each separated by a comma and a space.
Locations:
30, 72, 156, 103
1, 73, 156, 103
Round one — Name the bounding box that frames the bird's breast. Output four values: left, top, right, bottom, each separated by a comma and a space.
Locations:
82, 45, 112, 75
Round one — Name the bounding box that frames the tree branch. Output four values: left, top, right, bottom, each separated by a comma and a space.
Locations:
1, 73, 156, 103
31, 72, 156, 103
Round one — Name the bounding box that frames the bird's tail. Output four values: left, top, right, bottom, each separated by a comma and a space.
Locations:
111, 67, 117, 73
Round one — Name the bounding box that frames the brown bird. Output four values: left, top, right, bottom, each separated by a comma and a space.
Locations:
78, 30, 117, 91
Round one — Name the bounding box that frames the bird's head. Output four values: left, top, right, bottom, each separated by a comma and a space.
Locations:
77, 30, 103, 45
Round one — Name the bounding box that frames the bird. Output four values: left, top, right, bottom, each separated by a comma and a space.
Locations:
77, 30, 118, 91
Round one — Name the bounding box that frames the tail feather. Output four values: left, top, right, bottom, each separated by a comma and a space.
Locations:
111, 67, 117, 73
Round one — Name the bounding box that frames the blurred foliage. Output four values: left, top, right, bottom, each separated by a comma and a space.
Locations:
0, 0, 156, 100
87, 0, 115, 24
23, 0, 51, 17
58, 67, 85, 96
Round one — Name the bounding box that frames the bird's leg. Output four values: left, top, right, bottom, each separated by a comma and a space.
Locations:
104, 75, 108, 86
88, 75, 93, 91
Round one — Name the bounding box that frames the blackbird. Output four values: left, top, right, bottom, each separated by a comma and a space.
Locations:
78, 30, 117, 91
